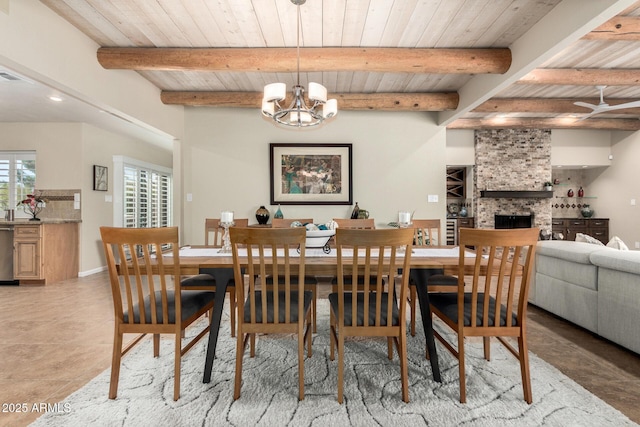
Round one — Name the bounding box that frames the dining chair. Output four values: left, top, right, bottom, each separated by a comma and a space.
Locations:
230, 227, 313, 400
331, 218, 379, 290
271, 218, 314, 228
407, 219, 446, 336
200, 218, 249, 337
100, 226, 217, 401
329, 227, 414, 403
333, 218, 375, 229
428, 227, 539, 403
271, 217, 318, 332
204, 218, 249, 246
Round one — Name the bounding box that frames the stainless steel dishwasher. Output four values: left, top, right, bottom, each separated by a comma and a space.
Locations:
0, 225, 18, 285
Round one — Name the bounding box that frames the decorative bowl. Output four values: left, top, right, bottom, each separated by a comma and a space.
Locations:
305, 229, 335, 251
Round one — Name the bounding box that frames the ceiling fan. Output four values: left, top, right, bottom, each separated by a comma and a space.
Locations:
574, 85, 640, 120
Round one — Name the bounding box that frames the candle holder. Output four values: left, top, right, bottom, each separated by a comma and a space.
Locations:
218, 221, 234, 253
397, 211, 413, 254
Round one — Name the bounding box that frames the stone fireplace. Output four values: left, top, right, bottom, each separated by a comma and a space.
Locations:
473, 129, 552, 233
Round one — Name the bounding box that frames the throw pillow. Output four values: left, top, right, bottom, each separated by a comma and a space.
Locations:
575, 233, 605, 246
606, 236, 629, 251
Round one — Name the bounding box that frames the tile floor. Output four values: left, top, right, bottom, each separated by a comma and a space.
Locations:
0, 273, 639, 426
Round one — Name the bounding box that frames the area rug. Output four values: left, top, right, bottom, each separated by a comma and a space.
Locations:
32, 300, 636, 426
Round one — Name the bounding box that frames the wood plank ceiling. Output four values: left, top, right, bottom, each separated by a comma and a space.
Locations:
41, 0, 640, 130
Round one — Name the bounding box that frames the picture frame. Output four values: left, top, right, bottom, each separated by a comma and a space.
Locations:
93, 165, 108, 191
270, 143, 352, 205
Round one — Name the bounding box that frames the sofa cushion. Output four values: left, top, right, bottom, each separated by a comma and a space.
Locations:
606, 236, 629, 251
590, 249, 640, 276
575, 233, 605, 246
537, 240, 608, 264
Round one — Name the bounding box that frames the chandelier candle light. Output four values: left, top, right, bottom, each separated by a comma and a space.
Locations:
261, 0, 338, 128
219, 211, 234, 253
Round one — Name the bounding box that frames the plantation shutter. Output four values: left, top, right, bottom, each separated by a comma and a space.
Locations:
122, 163, 172, 229
0, 151, 36, 214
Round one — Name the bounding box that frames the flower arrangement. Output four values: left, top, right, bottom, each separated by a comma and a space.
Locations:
17, 192, 46, 221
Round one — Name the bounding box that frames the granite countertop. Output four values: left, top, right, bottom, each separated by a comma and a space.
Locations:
0, 219, 82, 225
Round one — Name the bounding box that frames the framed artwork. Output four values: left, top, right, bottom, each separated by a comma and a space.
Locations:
270, 143, 352, 205
93, 165, 108, 191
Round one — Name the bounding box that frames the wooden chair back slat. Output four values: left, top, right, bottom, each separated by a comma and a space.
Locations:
411, 219, 441, 246
205, 218, 249, 246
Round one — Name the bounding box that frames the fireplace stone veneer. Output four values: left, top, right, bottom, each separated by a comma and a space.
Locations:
474, 129, 552, 232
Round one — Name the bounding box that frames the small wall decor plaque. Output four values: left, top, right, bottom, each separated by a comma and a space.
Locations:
93, 165, 108, 191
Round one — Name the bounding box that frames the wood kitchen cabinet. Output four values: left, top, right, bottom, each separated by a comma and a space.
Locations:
552, 218, 609, 244
13, 222, 80, 284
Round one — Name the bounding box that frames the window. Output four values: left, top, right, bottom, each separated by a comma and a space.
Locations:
0, 151, 36, 216
113, 156, 172, 229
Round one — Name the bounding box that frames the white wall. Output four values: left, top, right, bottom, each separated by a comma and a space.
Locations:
586, 131, 640, 248
182, 108, 447, 245
551, 129, 612, 167
446, 129, 475, 166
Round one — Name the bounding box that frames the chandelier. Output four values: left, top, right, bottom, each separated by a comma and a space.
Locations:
261, 0, 338, 128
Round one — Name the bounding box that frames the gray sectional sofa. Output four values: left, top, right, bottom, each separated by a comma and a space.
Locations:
530, 240, 640, 354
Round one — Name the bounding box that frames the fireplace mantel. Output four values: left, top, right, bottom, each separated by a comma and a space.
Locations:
480, 190, 553, 199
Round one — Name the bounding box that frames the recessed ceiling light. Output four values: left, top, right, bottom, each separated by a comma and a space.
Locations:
49, 95, 63, 102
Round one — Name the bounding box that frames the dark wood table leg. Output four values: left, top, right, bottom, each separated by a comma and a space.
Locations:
201, 268, 233, 383
410, 268, 442, 383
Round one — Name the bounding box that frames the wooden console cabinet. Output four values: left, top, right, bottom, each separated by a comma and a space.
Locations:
551, 218, 609, 244
13, 222, 79, 284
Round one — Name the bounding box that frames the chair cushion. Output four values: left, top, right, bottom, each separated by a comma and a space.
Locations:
330, 275, 385, 285
123, 290, 216, 324
242, 291, 312, 323
180, 273, 216, 287
266, 275, 318, 285
429, 292, 518, 327
423, 273, 458, 287
328, 292, 399, 326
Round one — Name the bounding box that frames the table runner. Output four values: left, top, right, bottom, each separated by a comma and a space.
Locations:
177, 246, 473, 258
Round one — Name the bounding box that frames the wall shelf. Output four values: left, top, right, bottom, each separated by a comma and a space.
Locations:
480, 190, 553, 199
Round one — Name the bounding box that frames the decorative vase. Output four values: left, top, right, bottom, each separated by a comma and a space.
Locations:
459, 206, 468, 217
255, 205, 270, 225
578, 186, 584, 197
274, 205, 284, 219
350, 202, 360, 219
581, 205, 594, 218
567, 189, 574, 197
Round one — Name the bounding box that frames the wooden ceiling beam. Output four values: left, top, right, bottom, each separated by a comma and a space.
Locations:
473, 98, 640, 114
160, 91, 459, 111
97, 47, 511, 74
518, 68, 640, 86
447, 118, 640, 131
582, 16, 640, 40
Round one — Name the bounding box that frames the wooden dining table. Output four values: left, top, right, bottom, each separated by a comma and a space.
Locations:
170, 245, 482, 385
